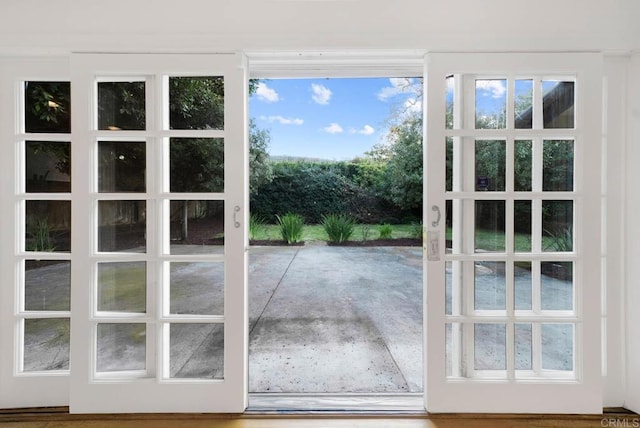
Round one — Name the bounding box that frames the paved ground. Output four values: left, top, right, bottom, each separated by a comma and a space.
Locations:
22, 245, 572, 390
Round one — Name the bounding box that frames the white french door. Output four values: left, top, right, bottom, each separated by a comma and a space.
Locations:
424, 53, 603, 413
69, 54, 248, 413
0, 58, 72, 408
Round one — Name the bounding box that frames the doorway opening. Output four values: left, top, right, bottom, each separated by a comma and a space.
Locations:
246, 76, 424, 406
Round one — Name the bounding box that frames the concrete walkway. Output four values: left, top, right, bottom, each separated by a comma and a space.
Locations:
248, 245, 423, 393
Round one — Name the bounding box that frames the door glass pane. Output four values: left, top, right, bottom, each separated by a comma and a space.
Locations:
25, 141, 71, 193
445, 137, 453, 192
98, 262, 146, 313
96, 323, 146, 372
541, 262, 573, 311
445, 322, 462, 377
170, 262, 224, 316
514, 200, 532, 252
542, 201, 573, 252
24, 82, 71, 134
23, 318, 70, 371
25, 260, 70, 311
169, 77, 224, 130
475, 262, 506, 310
474, 323, 506, 371
475, 200, 505, 252
445, 76, 454, 130
98, 200, 146, 253
475, 140, 505, 191
98, 141, 146, 193
541, 323, 573, 371
514, 261, 532, 311
169, 138, 224, 192
169, 323, 224, 379
514, 323, 532, 370
98, 81, 146, 131
542, 81, 574, 129
543, 140, 574, 191
514, 140, 532, 191
514, 80, 533, 129
475, 79, 506, 129
169, 200, 224, 254
25, 200, 71, 252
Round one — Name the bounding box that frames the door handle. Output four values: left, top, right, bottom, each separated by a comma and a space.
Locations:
233, 205, 241, 228
431, 205, 441, 228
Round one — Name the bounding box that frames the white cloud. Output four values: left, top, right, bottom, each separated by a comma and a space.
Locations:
476, 80, 506, 98
263, 115, 304, 125
311, 83, 332, 105
324, 123, 343, 134
377, 77, 420, 101
404, 98, 422, 114
255, 82, 280, 103
350, 124, 375, 135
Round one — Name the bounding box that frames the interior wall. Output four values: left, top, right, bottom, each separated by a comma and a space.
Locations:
603, 55, 629, 407
625, 52, 640, 414
0, 0, 638, 54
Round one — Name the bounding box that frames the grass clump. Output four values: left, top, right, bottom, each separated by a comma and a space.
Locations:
378, 224, 393, 239
249, 213, 266, 241
321, 214, 355, 244
276, 213, 304, 244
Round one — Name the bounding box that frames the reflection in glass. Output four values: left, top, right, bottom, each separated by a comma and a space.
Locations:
475, 200, 505, 252
23, 318, 70, 371
25, 141, 71, 193
474, 323, 506, 370
514, 200, 532, 252
541, 262, 573, 310
542, 201, 573, 252
170, 138, 224, 192
474, 262, 506, 310
24, 82, 71, 134
169, 323, 223, 379
169, 77, 224, 130
514, 262, 532, 311
98, 81, 146, 130
170, 262, 224, 315
169, 200, 224, 254
514, 80, 533, 129
96, 323, 146, 372
543, 81, 574, 128
446, 137, 453, 192
445, 75, 454, 130
98, 262, 146, 313
98, 141, 146, 192
25, 200, 71, 252
541, 323, 573, 371
475, 79, 506, 129
98, 200, 146, 253
475, 140, 505, 191
25, 260, 70, 311
543, 140, 574, 191
445, 323, 462, 378
514, 140, 532, 191
515, 323, 532, 370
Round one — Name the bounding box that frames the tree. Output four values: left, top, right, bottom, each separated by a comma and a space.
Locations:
249, 119, 273, 196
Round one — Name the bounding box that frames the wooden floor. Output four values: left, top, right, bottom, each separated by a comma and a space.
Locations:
1, 409, 638, 428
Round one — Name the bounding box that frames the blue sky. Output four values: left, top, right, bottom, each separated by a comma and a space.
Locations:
249, 78, 421, 160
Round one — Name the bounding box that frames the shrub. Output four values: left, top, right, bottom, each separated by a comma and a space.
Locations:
276, 213, 304, 244
322, 214, 354, 244
378, 224, 393, 239
249, 213, 265, 241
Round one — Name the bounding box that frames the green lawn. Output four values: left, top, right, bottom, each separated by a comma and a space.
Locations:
252, 223, 564, 253
251, 223, 421, 243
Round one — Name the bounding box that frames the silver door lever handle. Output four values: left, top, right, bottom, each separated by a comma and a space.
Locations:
431, 205, 441, 228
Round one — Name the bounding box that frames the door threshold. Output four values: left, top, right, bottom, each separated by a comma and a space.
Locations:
247, 393, 425, 413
